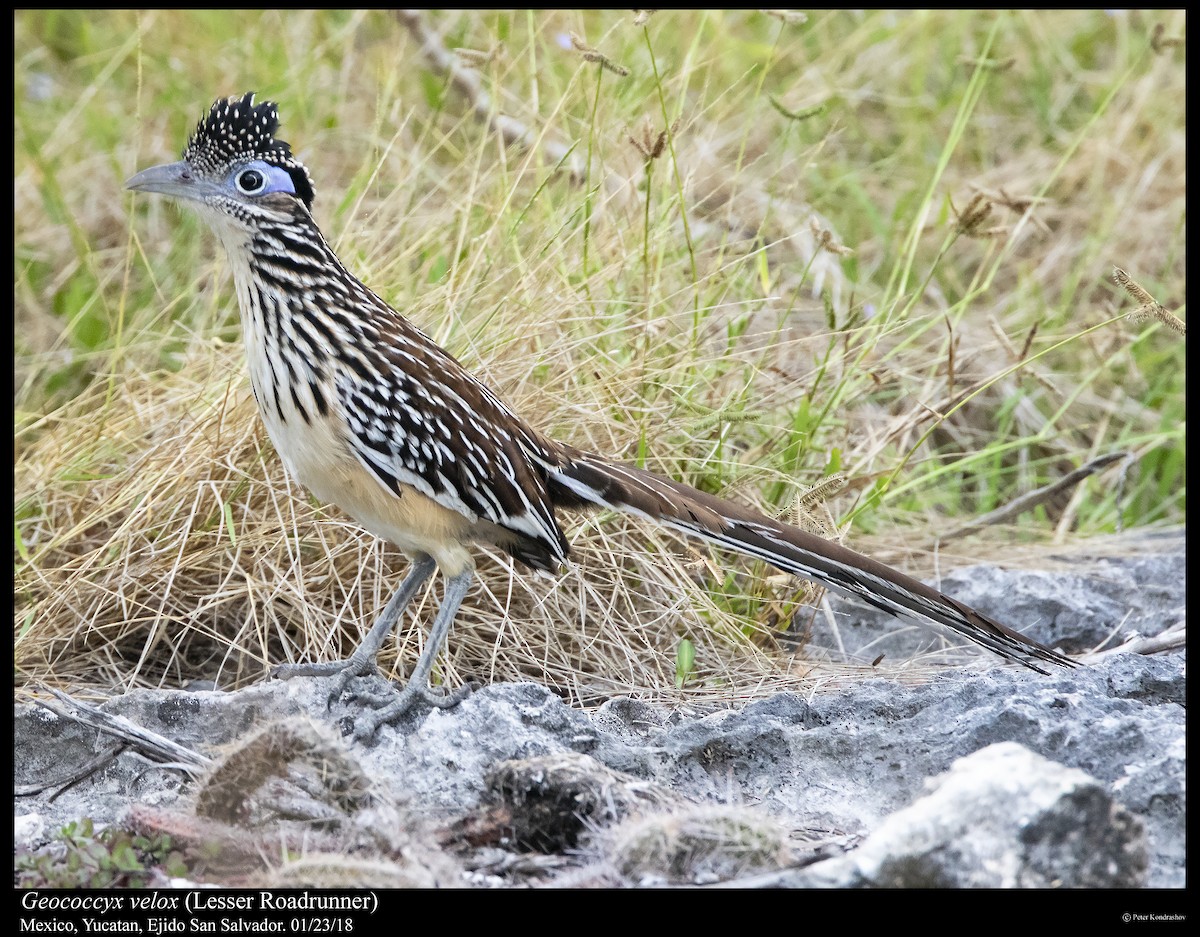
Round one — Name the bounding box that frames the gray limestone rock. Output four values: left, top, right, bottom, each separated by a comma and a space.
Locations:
15, 533, 1185, 888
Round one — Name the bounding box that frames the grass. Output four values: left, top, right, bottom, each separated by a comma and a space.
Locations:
14, 10, 1186, 703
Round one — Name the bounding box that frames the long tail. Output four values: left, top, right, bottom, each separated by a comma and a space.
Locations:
546, 448, 1077, 674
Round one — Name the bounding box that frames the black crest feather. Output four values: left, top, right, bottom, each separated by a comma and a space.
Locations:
183, 92, 314, 210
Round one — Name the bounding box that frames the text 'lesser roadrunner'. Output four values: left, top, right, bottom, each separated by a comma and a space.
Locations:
127, 93, 1076, 738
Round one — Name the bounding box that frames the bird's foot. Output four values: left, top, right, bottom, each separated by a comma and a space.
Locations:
350, 681, 475, 742
271, 652, 379, 710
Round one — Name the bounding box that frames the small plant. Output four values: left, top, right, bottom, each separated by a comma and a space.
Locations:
608, 805, 791, 884
15, 818, 189, 888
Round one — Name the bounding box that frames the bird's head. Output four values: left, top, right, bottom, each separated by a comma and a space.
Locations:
126, 92, 314, 229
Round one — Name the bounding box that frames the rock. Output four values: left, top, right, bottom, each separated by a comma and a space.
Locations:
809, 527, 1184, 663
15, 537, 1185, 888
790, 742, 1147, 887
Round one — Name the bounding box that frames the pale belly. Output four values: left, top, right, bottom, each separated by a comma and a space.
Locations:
257, 403, 477, 577
231, 269, 478, 576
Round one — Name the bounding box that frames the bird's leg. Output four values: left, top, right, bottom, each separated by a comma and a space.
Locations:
271, 554, 437, 706
351, 565, 475, 740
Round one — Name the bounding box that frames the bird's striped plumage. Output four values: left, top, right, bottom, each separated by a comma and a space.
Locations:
127, 93, 1075, 734
235, 219, 572, 573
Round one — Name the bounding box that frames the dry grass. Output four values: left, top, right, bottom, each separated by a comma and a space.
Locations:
14, 11, 1185, 703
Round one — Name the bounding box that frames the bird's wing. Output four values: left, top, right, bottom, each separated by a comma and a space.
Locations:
334, 328, 569, 567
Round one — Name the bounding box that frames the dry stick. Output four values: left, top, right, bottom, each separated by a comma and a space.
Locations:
1118, 624, 1185, 657
1088, 621, 1186, 661
33, 686, 211, 773
15, 744, 128, 799
30, 688, 378, 826
395, 10, 585, 184
933, 451, 1129, 544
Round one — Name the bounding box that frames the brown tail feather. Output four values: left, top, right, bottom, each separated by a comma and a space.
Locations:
547, 448, 1077, 673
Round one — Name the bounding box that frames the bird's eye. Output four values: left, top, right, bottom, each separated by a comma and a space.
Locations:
228, 161, 299, 200
236, 169, 266, 193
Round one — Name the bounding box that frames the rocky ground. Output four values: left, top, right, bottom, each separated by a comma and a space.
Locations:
15, 528, 1184, 889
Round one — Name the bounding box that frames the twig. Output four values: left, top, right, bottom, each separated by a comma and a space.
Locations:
395, 10, 585, 182
33, 686, 211, 773
934, 452, 1129, 544
1090, 622, 1185, 661
16, 744, 128, 798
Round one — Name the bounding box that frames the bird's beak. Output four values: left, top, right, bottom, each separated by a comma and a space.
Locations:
125, 160, 216, 201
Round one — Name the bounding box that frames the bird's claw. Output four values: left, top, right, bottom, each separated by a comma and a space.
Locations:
350, 681, 475, 741
271, 655, 379, 710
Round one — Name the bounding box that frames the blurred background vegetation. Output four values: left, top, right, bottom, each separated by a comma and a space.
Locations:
14, 10, 1185, 700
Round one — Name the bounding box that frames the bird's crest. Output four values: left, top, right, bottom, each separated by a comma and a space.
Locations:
183, 92, 314, 209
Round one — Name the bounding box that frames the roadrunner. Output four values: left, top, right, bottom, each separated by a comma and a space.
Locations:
127, 93, 1076, 737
